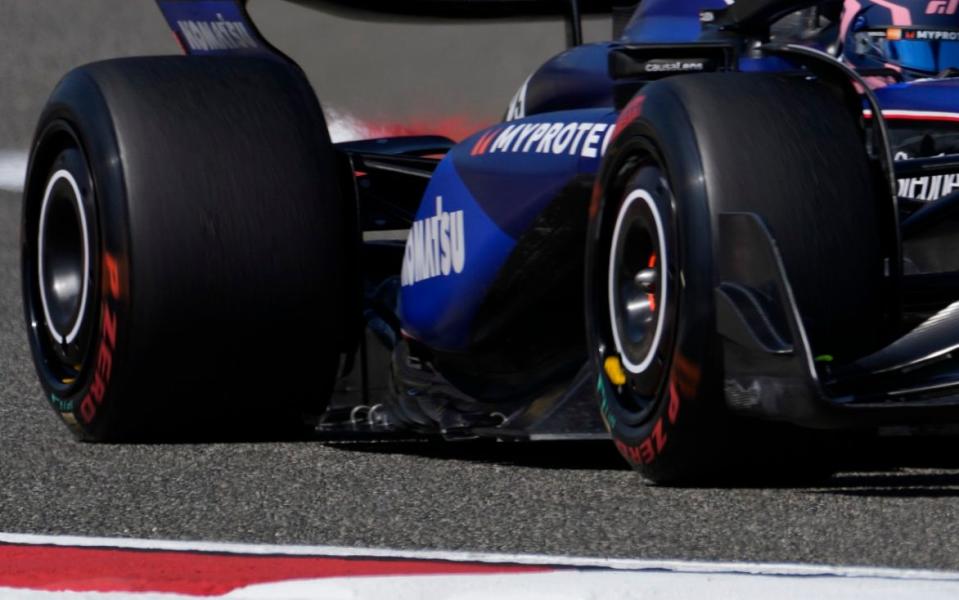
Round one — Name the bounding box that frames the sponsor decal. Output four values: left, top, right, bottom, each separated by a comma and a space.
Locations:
79, 253, 120, 424
470, 121, 616, 159
401, 196, 466, 287
641, 59, 709, 73
927, 0, 959, 15
506, 76, 530, 122
903, 28, 959, 41
176, 13, 258, 52
896, 151, 959, 201
470, 130, 497, 156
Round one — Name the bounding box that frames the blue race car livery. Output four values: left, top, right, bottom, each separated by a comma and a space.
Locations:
21, 0, 959, 483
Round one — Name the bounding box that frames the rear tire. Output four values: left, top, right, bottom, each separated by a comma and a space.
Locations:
22, 56, 354, 441
587, 73, 885, 483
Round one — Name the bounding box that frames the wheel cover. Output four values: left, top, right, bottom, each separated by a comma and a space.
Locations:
594, 156, 679, 428
38, 169, 90, 346
23, 125, 99, 393
608, 188, 668, 375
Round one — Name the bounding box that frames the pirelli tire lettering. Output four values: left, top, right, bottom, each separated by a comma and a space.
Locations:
587, 134, 699, 481
78, 254, 122, 425
599, 374, 681, 467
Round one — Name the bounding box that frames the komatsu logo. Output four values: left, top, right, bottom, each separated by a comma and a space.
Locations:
471, 122, 616, 159
401, 196, 466, 287
177, 14, 258, 51
896, 151, 959, 201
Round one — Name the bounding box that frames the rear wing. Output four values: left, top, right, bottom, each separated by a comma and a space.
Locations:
156, 1, 278, 57
156, 0, 623, 52
294, 0, 614, 18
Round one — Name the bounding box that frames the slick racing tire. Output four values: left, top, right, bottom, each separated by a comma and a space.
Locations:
586, 73, 885, 484
22, 56, 353, 441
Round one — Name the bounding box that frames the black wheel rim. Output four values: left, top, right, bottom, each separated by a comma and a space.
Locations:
597, 155, 678, 427
609, 187, 665, 375
38, 169, 90, 348
23, 123, 98, 393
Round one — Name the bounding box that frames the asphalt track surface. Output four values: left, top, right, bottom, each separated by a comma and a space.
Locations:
4, 0, 959, 575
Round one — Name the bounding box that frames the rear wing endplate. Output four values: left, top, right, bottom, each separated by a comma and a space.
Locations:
155, 1, 283, 58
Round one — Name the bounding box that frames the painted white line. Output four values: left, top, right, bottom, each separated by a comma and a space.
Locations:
231, 570, 959, 600
0, 150, 27, 193
5, 570, 959, 600
2, 532, 958, 582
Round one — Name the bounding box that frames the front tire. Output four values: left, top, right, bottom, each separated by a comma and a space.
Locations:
587, 73, 885, 483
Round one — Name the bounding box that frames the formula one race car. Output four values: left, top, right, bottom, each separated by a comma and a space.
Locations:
20, 0, 959, 483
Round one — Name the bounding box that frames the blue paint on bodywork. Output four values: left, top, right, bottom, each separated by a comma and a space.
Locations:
523, 44, 617, 117
400, 109, 616, 349
399, 158, 516, 350
875, 79, 959, 114
519, 0, 798, 119
622, 0, 730, 43
453, 109, 615, 238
